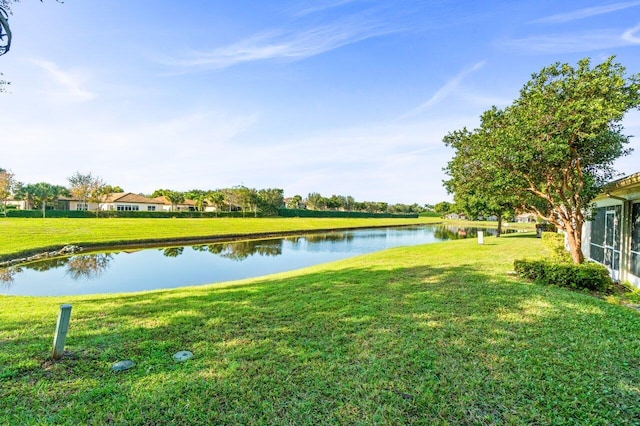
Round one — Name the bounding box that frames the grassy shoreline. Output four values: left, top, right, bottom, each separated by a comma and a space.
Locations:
2, 233, 640, 424
0, 217, 442, 262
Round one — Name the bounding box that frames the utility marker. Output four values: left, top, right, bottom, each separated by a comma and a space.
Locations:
51, 304, 72, 360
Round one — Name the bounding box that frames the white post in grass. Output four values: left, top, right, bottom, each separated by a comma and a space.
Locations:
52, 304, 72, 360
477, 231, 484, 245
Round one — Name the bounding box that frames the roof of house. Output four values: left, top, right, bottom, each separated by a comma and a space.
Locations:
103, 192, 164, 204
58, 192, 200, 206
596, 171, 640, 200
152, 195, 196, 206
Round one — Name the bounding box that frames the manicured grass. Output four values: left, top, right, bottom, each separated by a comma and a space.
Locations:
2, 234, 639, 424
0, 217, 439, 261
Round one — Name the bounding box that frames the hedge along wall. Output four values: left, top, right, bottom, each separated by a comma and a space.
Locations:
6, 209, 418, 219
6, 210, 96, 218
6, 210, 264, 219
419, 211, 440, 218
277, 208, 418, 219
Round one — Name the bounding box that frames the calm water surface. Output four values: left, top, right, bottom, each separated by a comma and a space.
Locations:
0, 225, 508, 296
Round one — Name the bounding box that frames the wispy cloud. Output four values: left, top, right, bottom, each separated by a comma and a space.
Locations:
291, 0, 365, 17
400, 61, 486, 119
163, 14, 402, 72
623, 23, 640, 43
30, 58, 96, 102
531, 1, 640, 24
501, 25, 640, 54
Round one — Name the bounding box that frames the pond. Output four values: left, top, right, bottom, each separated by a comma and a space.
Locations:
0, 225, 512, 297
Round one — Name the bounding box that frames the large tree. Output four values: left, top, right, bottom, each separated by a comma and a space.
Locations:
18, 182, 68, 218
68, 172, 106, 213
443, 112, 519, 235
164, 190, 185, 212
207, 190, 224, 216
0, 168, 19, 216
286, 194, 303, 209
443, 57, 640, 263
257, 188, 284, 216
234, 185, 258, 217
185, 189, 208, 212
306, 192, 327, 210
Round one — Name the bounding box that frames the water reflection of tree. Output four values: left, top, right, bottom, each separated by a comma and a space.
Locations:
66, 254, 113, 280
434, 226, 468, 240
162, 247, 184, 257
0, 266, 20, 287
433, 226, 502, 241
294, 233, 354, 243
192, 239, 283, 261
22, 257, 70, 271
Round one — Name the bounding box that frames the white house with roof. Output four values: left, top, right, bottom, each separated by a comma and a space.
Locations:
57, 193, 166, 212
102, 193, 168, 211
11, 192, 204, 212
582, 172, 640, 287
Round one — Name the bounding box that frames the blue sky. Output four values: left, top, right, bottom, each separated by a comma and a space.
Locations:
2, 0, 640, 204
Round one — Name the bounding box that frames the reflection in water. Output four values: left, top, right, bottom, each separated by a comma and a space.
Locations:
192, 239, 283, 261
66, 254, 113, 280
433, 226, 504, 240
0, 267, 20, 286
296, 233, 354, 244
0, 253, 113, 289
162, 247, 184, 257
24, 257, 70, 271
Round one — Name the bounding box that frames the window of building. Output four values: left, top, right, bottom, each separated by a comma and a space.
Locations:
632, 202, 640, 279
116, 204, 140, 211
76, 203, 88, 211
147, 206, 156, 211
590, 205, 621, 270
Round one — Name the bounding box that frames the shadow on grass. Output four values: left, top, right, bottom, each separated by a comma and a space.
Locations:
2, 261, 640, 424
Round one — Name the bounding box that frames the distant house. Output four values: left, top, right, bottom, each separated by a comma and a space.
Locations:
58, 195, 98, 211
582, 172, 640, 287
16, 192, 206, 213
3, 197, 30, 210
444, 213, 467, 220
102, 193, 167, 212
60, 192, 175, 212
150, 195, 197, 212
514, 212, 537, 223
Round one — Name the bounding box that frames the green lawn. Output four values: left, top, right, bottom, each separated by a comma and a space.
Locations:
2, 233, 639, 424
0, 217, 439, 261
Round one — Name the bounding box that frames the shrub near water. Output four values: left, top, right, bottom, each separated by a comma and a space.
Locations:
514, 259, 613, 292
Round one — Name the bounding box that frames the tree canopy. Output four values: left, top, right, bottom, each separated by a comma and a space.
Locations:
68, 171, 107, 214
17, 182, 68, 218
0, 167, 18, 216
443, 113, 519, 235
443, 56, 640, 263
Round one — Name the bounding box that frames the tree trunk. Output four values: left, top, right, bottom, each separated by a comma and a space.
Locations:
496, 213, 502, 237
564, 224, 584, 264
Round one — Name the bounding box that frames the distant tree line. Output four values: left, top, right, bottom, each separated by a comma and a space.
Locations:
0, 169, 429, 218
152, 186, 285, 217
297, 192, 429, 215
